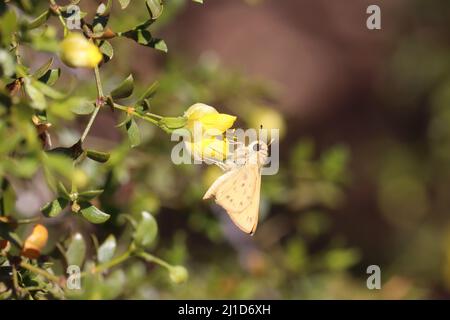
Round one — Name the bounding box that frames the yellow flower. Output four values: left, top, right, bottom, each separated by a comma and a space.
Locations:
60, 33, 103, 68
186, 137, 230, 161
21, 224, 48, 259
184, 103, 236, 136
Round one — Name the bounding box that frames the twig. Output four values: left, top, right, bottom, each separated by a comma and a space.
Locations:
80, 66, 104, 142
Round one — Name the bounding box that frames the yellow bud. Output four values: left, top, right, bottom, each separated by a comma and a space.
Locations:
184, 103, 237, 135
21, 224, 48, 259
169, 265, 188, 284
60, 33, 103, 68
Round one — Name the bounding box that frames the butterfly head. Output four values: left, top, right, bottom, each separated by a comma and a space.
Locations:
248, 140, 268, 166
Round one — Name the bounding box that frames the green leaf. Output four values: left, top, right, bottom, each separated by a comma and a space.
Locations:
137, 81, 159, 104
116, 114, 131, 128
38, 68, 61, 86
122, 29, 167, 53
99, 40, 113, 63
153, 39, 168, 52
1, 10, 17, 47
24, 82, 46, 110
146, 0, 163, 19
0, 50, 15, 77
97, 234, 116, 263
32, 80, 65, 99
78, 189, 104, 201
26, 9, 51, 29
32, 58, 53, 79
93, 0, 112, 33
41, 197, 68, 217
71, 100, 95, 115
118, 0, 131, 9
66, 233, 86, 267
126, 118, 141, 148
86, 149, 110, 163
193, 0, 203, 3
133, 211, 158, 249
158, 116, 187, 130
80, 202, 111, 224
110, 74, 134, 100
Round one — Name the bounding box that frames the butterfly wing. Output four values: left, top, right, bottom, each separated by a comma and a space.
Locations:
203, 164, 261, 234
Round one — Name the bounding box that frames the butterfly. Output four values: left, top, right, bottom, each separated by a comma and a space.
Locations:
203, 140, 268, 234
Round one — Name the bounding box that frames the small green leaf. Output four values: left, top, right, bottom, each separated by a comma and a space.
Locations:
93, 0, 112, 33
133, 211, 158, 249
118, 0, 131, 9
70, 100, 95, 115
110, 74, 134, 100
38, 68, 61, 86
122, 29, 167, 52
80, 202, 111, 224
25, 82, 46, 110
26, 10, 51, 30
97, 234, 116, 263
116, 114, 131, 128
33, 80, 65, 99
126, 118, 141, 148
78, 189, 104, 201
86, 149, 110, 163
99, 40, 113, 62
137, 81, 159, 104
153, 39, 167, 52
32, 58, 53, 79
146, 0, 163, 19
66, 233, 86, 267
158, 116, 187, 130
41, 197, 68, 217
0, 50, 15, 77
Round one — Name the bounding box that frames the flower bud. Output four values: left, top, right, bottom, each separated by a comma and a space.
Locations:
184, 103, 236, 136
60, 33, 102, 68
21, 224, 48, 259
169, 265, 188, 284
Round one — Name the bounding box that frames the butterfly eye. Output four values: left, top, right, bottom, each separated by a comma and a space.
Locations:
252, 143, 260, 151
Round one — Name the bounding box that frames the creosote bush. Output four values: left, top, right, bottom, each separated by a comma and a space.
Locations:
0, 0, 208, 300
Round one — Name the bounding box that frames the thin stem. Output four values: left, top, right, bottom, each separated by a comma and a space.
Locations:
81, 66, 104, 142
84, 248, 132, 276
20, 261, 62, 284
16, 217, 41, 225
137, 251, 172, 270
11, 265, 21, 298
112, 103, 159, 125
145, 112, 163, 120
49, 0, 69, 36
